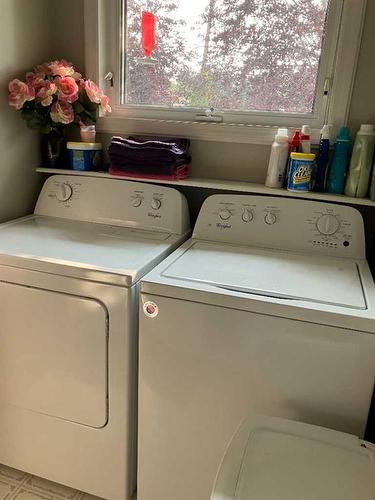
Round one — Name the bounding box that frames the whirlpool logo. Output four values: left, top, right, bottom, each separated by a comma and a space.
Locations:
216, 222, 231, 230
148, 212, 161, 219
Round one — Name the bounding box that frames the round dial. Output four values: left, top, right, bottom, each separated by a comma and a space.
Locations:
264, 212, 277, 225
56, 183, 73, 202
132, 197, 143, 207
316, 214, 340, 235
218, 209, 232, 220
151, 198, 162, 210
242, 208, 254, 223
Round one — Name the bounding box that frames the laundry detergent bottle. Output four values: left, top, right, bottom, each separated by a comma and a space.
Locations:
370, 157, 375, 201
345, 124, 375, 198
326, 127, 351, 194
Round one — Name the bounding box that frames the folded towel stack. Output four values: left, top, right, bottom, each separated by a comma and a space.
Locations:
108, 136, 191, 180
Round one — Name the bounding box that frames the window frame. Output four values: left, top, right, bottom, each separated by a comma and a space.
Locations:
85, 0, 367, 144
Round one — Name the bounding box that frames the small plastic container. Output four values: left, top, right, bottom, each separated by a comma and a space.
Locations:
67, 142, 103, 171
80, 124, 96, 143
287, 152, 316, 192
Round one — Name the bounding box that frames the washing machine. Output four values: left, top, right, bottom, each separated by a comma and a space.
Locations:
139, 194, 375, 500
211, 414, 375, 500
0, 174, 189, 500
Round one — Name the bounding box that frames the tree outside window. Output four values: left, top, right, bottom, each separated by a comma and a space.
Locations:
124, 0, 328, 114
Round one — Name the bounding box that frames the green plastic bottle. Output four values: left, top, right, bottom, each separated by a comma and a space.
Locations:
370, 158, 375, 201
344, 124, 375, 198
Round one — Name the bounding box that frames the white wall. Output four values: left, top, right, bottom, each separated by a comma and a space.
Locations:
0, 0, 55, 222
50, 0, 85, 73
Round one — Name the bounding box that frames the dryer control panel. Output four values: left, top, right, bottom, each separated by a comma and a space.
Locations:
35, 175, 190, 234
193, 195, 365, 259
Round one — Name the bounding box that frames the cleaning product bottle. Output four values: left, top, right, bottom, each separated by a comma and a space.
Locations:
314, 124, 332, 192
345, 124, 375, 198
326, 127, 351, 194
290, 129, 301, 153
265, 129, 289, 188
301, 125, 311, 153
283, 129, 301, 187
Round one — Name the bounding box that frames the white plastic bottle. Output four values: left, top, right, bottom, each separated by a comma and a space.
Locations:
265, 129, 289, 188
301, 125, 311, 153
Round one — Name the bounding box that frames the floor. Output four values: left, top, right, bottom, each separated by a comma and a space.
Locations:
0, 464, 104, 500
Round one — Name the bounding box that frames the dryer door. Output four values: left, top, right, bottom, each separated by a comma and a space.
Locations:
0, 281, 108, 428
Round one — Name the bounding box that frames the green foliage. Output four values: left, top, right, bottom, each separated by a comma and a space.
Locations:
73, 97, 98, 125
21, 102, 52, 134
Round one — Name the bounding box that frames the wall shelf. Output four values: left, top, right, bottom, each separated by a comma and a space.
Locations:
36, 168, 375, 208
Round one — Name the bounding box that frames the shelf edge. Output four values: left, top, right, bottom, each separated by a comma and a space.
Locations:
36, 168, 375, 207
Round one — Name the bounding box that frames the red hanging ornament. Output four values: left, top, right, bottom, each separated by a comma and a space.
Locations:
142, 11, 156, 58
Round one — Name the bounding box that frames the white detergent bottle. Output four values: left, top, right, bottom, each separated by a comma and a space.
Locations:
265, 129, 289, 188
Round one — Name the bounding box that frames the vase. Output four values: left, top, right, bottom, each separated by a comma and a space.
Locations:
41, 129, 67, 167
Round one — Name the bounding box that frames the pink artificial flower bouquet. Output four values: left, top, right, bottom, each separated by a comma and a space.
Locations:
8, 60, 111, 134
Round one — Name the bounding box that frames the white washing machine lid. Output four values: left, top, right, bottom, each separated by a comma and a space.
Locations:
0, 215, 184, 286
212, 415, 375, 500
162, 241, 366, 309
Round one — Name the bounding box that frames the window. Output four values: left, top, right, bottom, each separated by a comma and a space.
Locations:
86, 0, 366, 143
123, 0, 328, 115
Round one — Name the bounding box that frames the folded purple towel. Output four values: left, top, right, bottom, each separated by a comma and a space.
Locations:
108, 135, 192, 177
115, 136, 190, 155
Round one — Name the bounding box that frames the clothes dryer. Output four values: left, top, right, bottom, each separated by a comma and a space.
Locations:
0, 175, 189, 500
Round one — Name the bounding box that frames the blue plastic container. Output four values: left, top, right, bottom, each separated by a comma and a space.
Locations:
326, 127, 352, 194
287, 152, 316, 192
67, 142, 103, 171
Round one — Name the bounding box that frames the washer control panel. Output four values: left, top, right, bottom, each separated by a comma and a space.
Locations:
193, 195, 365, 259
34, 175, 190, 234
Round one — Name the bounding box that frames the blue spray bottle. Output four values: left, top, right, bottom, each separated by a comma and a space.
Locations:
326, 127, 351, 194
314, 124, 332, 192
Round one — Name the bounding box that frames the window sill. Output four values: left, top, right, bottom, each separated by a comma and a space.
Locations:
96, 116, 321, 145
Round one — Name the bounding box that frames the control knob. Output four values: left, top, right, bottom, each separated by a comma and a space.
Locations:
218, 209, 232, 220
316, 214, 340, 235
151, 198, 162, 210
242, 208, 254, 223
56, 183, 73, 202
132, 197, 143, 207
264, 212, 277, 225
